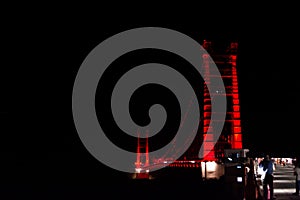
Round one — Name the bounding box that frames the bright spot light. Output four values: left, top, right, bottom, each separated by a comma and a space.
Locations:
237, 177, 243, 182
135, 168, 142, 173
206, 161, 217, 172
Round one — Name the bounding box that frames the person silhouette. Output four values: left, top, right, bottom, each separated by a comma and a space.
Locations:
260, 155, 275, 200
293, 156, 300, 196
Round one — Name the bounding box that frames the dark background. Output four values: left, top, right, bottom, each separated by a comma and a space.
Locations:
2, 7, 300, 199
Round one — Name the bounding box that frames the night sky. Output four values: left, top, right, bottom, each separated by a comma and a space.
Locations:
2, 9, 300, 199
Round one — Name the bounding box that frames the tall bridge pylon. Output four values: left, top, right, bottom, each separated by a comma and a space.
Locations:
202, 40, 242, 161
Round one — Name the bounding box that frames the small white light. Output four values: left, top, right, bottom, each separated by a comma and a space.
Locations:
237, 177, 243, 182
135, 168, 142, 173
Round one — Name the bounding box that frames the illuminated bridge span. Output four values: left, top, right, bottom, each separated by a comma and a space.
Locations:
135, 160, 202, 172
134, 40, 243, 179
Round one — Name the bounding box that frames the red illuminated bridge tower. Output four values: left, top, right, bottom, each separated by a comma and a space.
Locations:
201, 40, 242, 161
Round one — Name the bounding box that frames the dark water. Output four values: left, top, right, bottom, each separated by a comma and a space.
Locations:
100, 167, 238, 200
1, 160, 240, 200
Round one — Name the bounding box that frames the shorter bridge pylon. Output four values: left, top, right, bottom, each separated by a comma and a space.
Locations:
134, 130, 150, 179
